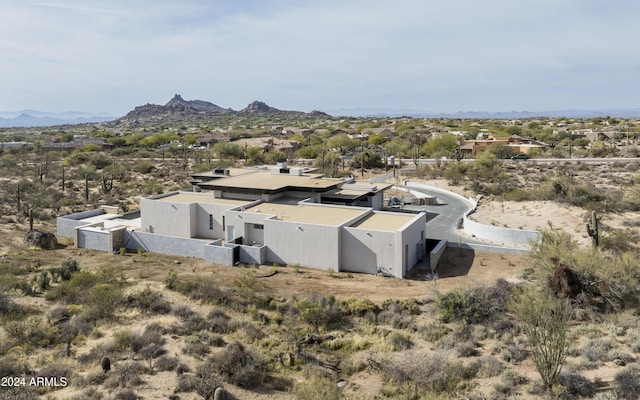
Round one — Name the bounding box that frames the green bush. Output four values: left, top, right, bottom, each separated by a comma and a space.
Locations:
339, 297, 380, 316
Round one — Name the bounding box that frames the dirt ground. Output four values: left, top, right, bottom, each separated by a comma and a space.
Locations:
0, 174, 630, 400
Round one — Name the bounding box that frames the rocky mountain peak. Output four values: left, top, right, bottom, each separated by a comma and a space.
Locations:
241, 101, 275, 113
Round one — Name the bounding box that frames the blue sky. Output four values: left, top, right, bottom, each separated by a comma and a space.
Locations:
1, 0, 639, 115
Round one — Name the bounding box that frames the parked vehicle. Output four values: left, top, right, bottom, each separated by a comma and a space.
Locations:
511, 153, 530, 160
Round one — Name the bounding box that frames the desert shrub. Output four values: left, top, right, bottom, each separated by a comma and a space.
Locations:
128, 286, 171, 314
381, 350, 465, 396
182, 313, 210, 335
0, 292, 31, 320
456, 341, 478, 357
72, 371, 108, 387
113, 389, 138, 400
206, 308, 231, 333
133, 160, 155, 174
105, 361, 144, 388
559, 371, 596, 398
204, 341, 266, 387
385, 331, 414, 351
85, 283, 124, 320
162, 270, 177, 289
293, 375, 341, 400
76, 341, 118, 365
294, 294, 345, 332
381, 298, 421, 315
68, 387, 104, 400
615, 366, 640, 400
182, 340, 210, 358
130, 329, 165, 355
492, 318, 516, 335
501, 369, 528, 387
500, 342, 528, 364
172, 304, 196, 320
0, 355, 31, 377
437, 279, 513, 324
4, 316, 58, 347
0, 385, 38, 400
422, 323, 451, 343
230, 320, 265, 343
473, 355, 505, 378
580, 339, 612, 362
36, 364, 73, 384
176, 369, 224, 400
173, 277, 230, 306
155, 355, 179, 372
532, 230, 640, 312
340, 297, 380, 316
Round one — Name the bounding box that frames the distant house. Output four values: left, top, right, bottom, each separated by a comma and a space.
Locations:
234, 137, 301, 154
459, 135, 548, 156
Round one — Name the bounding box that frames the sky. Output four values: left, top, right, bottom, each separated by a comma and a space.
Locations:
1, 0, 639, 116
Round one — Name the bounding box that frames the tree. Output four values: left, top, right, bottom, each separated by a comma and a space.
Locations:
421, 133, 459, 157
326, 133, 358, 154
511, 287, 571, 391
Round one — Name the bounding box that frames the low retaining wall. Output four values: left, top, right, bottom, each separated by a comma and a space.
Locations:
463, 211, 539, 247
402, 181, 539, 248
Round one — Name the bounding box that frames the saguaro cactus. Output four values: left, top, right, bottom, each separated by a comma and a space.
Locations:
586, 211, 600, 248
84, 174, 89, 203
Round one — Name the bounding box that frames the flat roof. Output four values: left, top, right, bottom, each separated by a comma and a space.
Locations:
351, 212, 417, 231
191, 168, 258, 179
202, 171, 340, 192
243, 202, 369, 226
156, 192, 252, 206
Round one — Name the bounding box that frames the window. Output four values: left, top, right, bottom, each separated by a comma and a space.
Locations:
209, 214, 213, 230
253, 224, 264, 230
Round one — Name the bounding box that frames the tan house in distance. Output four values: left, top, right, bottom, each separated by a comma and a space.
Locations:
459, 135, 548, 157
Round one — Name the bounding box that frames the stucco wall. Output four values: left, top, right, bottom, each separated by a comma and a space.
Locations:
195, 203, 234, 239
204, 242, 235, 266
77, 228, 112, 252
463, 213, 540, 246
125, 231, 208, 258
57, 209, 106, 238
140, 198, 196, 238
264, 220, 340, 270
239, 244, 266, 265
400, 212, 428, 276
341, 227, 397, 276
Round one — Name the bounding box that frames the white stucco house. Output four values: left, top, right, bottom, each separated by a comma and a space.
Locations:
57, 163, 427, 278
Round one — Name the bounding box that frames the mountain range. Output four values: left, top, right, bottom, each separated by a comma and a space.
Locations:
2, 95, 640, 128
114, 94, 328, 125
0, 111, 117, 128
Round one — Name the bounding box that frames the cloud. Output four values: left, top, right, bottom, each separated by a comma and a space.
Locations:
1, 0, 639, 113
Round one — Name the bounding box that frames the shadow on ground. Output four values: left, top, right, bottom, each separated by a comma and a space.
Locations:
406, 247, 475, 281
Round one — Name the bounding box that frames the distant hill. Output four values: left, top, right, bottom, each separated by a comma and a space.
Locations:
0, 111, 116, 128
115, 95, 327, 124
